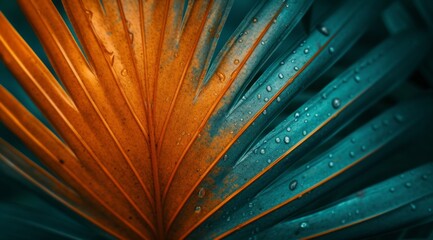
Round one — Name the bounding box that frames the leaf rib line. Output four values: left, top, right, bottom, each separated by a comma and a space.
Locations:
0, 102, 149, 239
168, 34, 333, 235
156, 0, 214, 156
162, 1, 287, 213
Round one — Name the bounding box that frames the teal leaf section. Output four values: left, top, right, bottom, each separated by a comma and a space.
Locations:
188, 28, 431, 239
260, 163, 433, 239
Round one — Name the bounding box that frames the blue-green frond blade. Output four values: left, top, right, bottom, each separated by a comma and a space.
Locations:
259, 163, 433, 239
187, 29, 430, 239
191, 95, 433, 239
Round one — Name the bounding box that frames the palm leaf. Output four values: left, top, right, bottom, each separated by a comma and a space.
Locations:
0, 0, 432, 239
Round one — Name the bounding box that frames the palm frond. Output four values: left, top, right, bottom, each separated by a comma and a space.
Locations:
0, 0, 432, 239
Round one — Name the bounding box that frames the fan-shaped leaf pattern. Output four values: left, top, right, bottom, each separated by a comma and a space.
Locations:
0, 0, 432, 239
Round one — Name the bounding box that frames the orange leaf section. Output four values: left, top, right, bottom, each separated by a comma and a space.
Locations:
1, 7, 157, 238
160, 2, 290, 237
0, 87, 150, 239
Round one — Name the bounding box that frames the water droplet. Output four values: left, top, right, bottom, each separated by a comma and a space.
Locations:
286, 127, 291, 132
266, 85, 272, 92
332, 98, 341, 109
354, 75, 361, 82
275, 137, 281, 143
196, 189, 205, 200
410, 203, 417, 211
302, 130, 307, 136
260, 149, 266, 154
280, 61, 285, 65
85, 9, 93, 18
217, 72, 226, 82
300, 222, 308, 229
422, 174, 429, 180
294, 112, 300, 118
289, 180, 298, 191
121, 69, 128, 76
361, 145, 367, 151
349, 151, 355, 158
328, 161, 334, 168
249, 202, 254, 208
329, 47, 335, 54
264, 97, 269, 102
405, 182, 412, 188
257, 94, 261, 99
261, 41, 265, 45
278, 73, 284, 79
223, 155, 228, 161
328, 153, 333, 158
234, 59, 240, 65
294, 66, 299, 71
355, 209, 360, 214
351, 138, 356, 143
226, 216, 231, 222
195, 206, 201, 213
267, 159, 271, 163
253, 18, 258, 23
284, 136, 290, 144
341, 219, 346, 224
321, 93, 327, 99
317, 24, 329, 36
304, 48, 309, 54
263, 109, 267, 115
277, 96, 281, 102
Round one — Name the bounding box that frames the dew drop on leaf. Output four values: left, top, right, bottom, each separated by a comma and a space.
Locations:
317, 24, 329, 36
410, 203, 417, 211
354, 75, 361, 82
121, 69, 128, 76
332, 98, 341, 109
217, 72, 226, 82
300, 222, 308, 229
266, 85, 272, 92
195, 206, 201, 213
278, 73, 284, 79
289, 180, 298, 191
284, 136, 290, 144
198, 188, 206, 198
